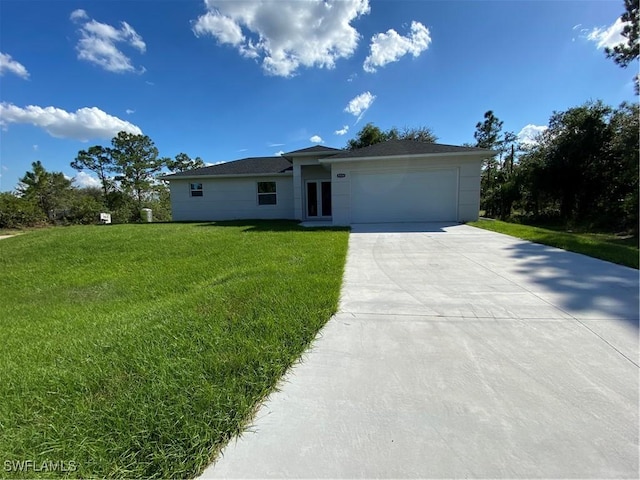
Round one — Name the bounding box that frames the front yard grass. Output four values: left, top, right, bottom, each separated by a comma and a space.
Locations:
0, 221, 348, 478
468, 219, 638, 269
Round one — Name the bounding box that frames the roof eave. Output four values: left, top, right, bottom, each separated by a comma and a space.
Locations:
319, 150, 498, 164
162, 172, 293, 180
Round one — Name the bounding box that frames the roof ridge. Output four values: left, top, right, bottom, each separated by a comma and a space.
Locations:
283, 145, 343, 155
327, 139, 493, 160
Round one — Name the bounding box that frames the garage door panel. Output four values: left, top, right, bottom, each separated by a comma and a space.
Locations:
350, 169, 457, 223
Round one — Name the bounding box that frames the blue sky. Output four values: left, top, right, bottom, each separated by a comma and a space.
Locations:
0, 0, 636, 191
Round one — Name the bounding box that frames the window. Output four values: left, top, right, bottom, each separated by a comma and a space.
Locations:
190, 183, 203, 197
257, 181, 277, 205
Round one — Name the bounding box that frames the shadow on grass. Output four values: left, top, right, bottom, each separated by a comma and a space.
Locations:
193, 219, 349, 233
594, 235, 639, 248
505, 240, 639, 330
516, 221, 639, 248
193, 220, 461, 233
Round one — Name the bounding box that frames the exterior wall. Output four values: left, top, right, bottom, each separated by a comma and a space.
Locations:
457, 161, 482, 222
301, 164, 331, 182
293, 164, 303, 220
170, 175, 294, 221
169, 155, 483, 224
329, 155, 483, 225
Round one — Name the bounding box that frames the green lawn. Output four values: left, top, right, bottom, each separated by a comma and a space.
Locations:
0, 222, 349, 478
468, 219, 639, 269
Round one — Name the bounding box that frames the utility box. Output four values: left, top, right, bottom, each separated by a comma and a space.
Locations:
99, 213, 112, 224
140, 208, 153, 223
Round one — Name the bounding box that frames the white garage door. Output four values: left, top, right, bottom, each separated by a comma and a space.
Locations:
350, 168, 458, 223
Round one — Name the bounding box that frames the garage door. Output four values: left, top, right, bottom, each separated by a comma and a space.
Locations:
350, 168, 458, 223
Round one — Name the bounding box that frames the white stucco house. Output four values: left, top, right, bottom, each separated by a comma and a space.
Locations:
162, 140, 494, 226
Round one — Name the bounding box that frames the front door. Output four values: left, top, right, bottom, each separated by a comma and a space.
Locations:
306, 181, 332, 218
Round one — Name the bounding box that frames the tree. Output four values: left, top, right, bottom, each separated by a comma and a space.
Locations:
473, 111, 505, 217
541, 101, 613, 222
110, 132, 164, 210
346, 123, 437, 150
513, 100, 638, 231
0, 192, 45, 228
474, 110, 503, 150
166, 153, 205, 173
502, 131, 518, 174
346, 123, 390, 150
605, 0, 639, 93
71, 145, 114, 200
146, 183, 172, 222
607, 101, 639, 232
16, 161, 73, 219
470, 101, 637, 231
398, 126, 438, 143
64, 187, 106, 225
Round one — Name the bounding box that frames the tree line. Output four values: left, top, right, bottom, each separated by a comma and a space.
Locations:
0, 132, 204, 228
473, 102, 638, 233
466, 0, 638, 233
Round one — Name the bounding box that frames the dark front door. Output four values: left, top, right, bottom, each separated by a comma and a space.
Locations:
306, 181, 331, 218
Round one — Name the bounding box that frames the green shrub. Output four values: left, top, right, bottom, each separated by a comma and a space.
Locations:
0, 192, 46, 228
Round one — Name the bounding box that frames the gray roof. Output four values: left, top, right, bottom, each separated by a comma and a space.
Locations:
165, 156, 292, 177
164, 140, 492, 179
328, 139, 493, 159
283, 145, 342, 156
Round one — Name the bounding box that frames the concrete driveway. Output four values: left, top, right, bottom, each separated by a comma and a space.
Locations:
203, 223, 639, 479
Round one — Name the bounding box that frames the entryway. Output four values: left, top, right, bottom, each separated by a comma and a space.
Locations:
305, 180, 331, 219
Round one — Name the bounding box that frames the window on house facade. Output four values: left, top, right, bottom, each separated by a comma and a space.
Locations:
257, 181, 277, 205
190, 183, 203, 197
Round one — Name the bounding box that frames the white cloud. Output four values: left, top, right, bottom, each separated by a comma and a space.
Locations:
335, 125, 349, 135
74, 171, 102, 188
70, 9, 88, 21
125, 109, 135, 115
517, 124, 548, 146
0, 52, 29, 79
71, 10, 146, 73
192, 0, 371, 77
344, 91, 376, 121
268, 142, 285, 147
347, 73, 357, 82
0, 102, 142, 141
275, 150, 284, 156
32, 144, 38, 151
586, 17, 627, 50
310, 135, 323, 143
193, 12, 245, 45
363, 21, 431, 73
